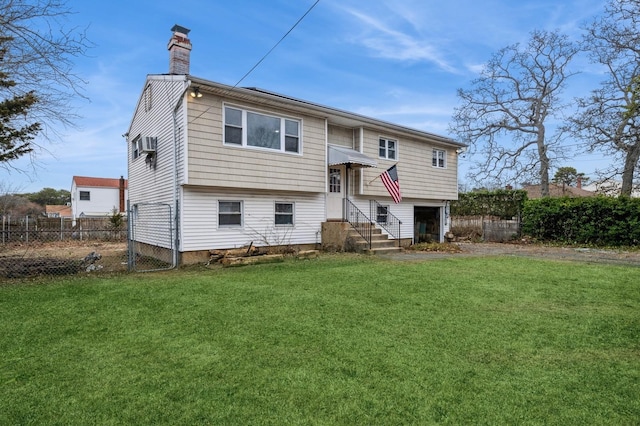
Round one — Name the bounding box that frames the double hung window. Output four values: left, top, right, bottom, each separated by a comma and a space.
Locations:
379, 138, 397, 160
432, 149, 446, 168
275, 202, 294, 226
219, 201, 242, 227
132, 135, 141, 159
224, 106, 301, 154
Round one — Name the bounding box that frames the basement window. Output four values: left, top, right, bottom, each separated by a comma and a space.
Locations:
218, 201, 242, 227
275, 202, 294, 226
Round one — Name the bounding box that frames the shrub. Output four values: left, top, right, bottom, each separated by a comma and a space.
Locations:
522, 196, 640, 246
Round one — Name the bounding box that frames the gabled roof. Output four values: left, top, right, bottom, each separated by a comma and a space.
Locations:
185, 76, 467, 149
523, 184, 596, 199
73, 176, 128, 189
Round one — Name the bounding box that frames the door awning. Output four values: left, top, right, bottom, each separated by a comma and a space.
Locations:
328, 145, 377, 168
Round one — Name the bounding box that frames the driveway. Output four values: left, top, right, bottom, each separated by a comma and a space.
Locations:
385, 242, 640, 267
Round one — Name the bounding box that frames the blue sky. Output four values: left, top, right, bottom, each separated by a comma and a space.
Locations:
2, 0, 608, 193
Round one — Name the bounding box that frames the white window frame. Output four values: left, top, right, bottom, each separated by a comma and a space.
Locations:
379, 137, 398, 160
79, 191, 90, 201
223, 105, 302, 154
275, 202, 294, 227
132, 134, 142, 159
329, 168, 341, 193
432, 149, 446, 168
218, 200, 243, 228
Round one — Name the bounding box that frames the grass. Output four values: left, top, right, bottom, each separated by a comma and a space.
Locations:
1, 255, 639, 425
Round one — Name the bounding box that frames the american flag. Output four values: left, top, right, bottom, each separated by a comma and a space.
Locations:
380, 165, 402, 203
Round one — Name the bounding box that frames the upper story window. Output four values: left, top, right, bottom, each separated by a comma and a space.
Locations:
379, 137, 397, 160
224, 106, 301, 154
432, 149, 446, 168
132, 135, 141, 159
143, 84, 152, 112
79, 191, 90, 201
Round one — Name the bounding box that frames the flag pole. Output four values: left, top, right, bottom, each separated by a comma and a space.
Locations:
367, 174, 381, 186
367, 163, 397, 185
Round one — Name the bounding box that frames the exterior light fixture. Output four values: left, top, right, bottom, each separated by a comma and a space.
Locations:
190, 87, 203, 98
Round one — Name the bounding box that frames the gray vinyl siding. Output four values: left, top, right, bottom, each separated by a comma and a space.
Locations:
359, 129, 458, 201
127, 76, 188, 206
180, 187, 325, 251
185, 95, 326, 193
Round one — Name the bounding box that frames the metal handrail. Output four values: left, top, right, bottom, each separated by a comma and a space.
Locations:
344, 198, 373, 250
371, 200, 402, 247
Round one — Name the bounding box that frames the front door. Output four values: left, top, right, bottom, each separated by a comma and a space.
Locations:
327, 166, 344, 220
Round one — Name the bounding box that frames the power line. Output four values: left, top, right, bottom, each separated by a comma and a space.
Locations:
232, 0, 321, 89
188, 0, 321, 125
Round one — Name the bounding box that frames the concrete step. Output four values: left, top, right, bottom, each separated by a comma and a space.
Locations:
365, 246, 403, 255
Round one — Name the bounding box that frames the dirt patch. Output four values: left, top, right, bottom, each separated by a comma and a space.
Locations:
388, 242, 640, 266
0, 241, 128, 278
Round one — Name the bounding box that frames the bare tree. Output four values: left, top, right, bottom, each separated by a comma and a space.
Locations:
450, 30, 579, 197
569, 0, 640, 196
0, 0, 91, 168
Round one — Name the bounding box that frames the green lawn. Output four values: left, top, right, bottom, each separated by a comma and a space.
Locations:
1, 255, 639, 425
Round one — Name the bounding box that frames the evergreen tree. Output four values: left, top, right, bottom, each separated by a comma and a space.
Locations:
0, 36, 41, 163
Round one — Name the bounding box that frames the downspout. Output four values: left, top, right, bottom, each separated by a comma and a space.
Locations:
172, 80, 192, 268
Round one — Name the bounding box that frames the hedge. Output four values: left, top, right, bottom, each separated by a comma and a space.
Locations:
451, 190, 528, 219
521, 196, 640, 246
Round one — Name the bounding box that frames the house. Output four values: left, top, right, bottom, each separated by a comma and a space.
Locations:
125, 25, 465, 264
71, 176, 128, 220
582, 180, 640, 197
45, 204, 72, 218
523, 183, 597, 199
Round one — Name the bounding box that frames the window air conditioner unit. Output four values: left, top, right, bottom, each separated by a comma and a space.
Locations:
140, 136, 157, 154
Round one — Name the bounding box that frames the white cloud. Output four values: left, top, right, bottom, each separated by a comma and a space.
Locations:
338, 7, 458, 73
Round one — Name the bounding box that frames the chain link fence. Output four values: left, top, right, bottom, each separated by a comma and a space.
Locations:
0, 215, 128, 280
128, 202, 176, 272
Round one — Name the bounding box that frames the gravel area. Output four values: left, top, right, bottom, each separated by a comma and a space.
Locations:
385, 242, 640, 267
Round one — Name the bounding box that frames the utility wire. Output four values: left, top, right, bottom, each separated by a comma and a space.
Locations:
189, 0, 321, 124
233, 0, 321, 88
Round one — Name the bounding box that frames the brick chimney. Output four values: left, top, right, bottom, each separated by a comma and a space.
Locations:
168, 25, 192, 75
577, 176, 582, 189
119, 176, 125, 213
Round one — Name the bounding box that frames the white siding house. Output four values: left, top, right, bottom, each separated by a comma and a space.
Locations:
125, 26, 466, 263
71, 176, 128, 220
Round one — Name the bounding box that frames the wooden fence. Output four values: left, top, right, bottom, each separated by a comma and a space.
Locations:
1, 216, 127, 243
451, 215, 521, 242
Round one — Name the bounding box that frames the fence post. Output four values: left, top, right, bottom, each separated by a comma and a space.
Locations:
26, 215, 29, 243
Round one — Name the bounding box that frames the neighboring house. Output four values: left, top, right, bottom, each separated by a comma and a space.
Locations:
125, 25, 466, 264
523, 181, 597, 199
45, 204, 72, 218
582, 180, 640, 198
71, 176, 128, 220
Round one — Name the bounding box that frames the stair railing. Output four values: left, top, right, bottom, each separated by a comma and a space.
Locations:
370, 200, 402, 247
344, 198, 373, 250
